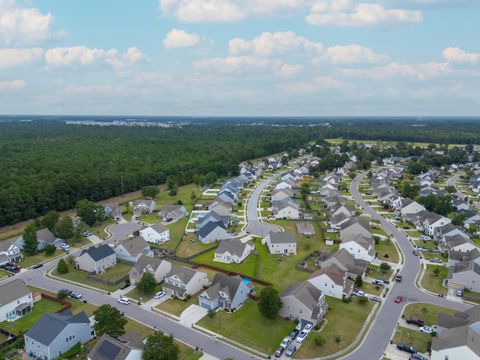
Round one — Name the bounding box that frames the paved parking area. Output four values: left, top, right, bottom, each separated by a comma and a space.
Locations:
179, 305, 208, 327
107, 223, 144, 242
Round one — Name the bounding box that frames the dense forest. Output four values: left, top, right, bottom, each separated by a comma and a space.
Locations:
2, 117, 480, 227
0, 121, 316, 226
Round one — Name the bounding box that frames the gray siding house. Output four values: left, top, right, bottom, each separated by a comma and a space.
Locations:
25, 310, 94, 360
76, 245, 117, 273
198, 274, 253, 311
197, 221, 230, 244
114, 236, 152, 264
279, 281, 327, 325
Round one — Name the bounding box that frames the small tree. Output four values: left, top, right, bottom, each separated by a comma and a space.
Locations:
143, 331, 179, 360
23, 223, 38, 256
379, 262, 391, 273
55, 217, 74, 239
207, 309, 216, 319
314, 335, 326, 347
94, 304, 127, 337
169, 187, 177, 196
136, 272, 157, 295
258, 287, 282, 320
142, 185, 159, 199
354, 275, 363, 288
433, 267, 441, 277
42, 211, 60, 231
358, 296, 368, 305
56, 259, 69, 274
57, 289, 69, 300
44, 244, 56, 256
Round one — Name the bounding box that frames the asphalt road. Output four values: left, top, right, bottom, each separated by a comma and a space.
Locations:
107, 222, 144, 242
245, 174, 282, 237
446, 173, 480, 211
341, 173, 470, 360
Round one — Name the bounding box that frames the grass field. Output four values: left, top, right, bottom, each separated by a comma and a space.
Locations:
193, 249, 259, 278
366, 264, 394, 280
156, 183, 203, 213
463, 289, 480, 304
392, 327, 432, 353
176, 235, 216, 258
125, 284, 163, 302
421, 265, 448, 295
402, 303, 456, 326
197, 300, 294, 354
296, 297, 374, 358
375, 239, 399, 263
156, 295, 199, 317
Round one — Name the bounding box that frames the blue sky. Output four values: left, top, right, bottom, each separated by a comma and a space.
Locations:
0, 0, 479, 115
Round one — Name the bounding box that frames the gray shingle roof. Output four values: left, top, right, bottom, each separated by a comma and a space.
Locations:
88, 333, 144, 360
0, 280, 31, 306
80, 244, 115, 262
215, 239, 251, 257
197, 221, 225, 239
268, 231, 296, 244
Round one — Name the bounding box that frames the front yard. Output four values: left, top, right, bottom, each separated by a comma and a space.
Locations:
125, 284, 163, 302
156, 295, 199, 317
52, 262, 131, 292
392, 327, 432, 353
366, 264, 394, 281
421, 265, 448, 295
402, 303, 456, 326
296, 297, 374, 358
197, 300, 294, 354
463, 289, 480, 304
375, 239, 399, 263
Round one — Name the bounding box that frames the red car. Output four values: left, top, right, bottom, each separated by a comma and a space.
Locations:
395, 296, 403, 303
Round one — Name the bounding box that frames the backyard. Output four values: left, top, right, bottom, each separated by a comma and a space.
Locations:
192, 248, 259, 278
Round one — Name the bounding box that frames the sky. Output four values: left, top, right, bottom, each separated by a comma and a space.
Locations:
0, 0, 479, 116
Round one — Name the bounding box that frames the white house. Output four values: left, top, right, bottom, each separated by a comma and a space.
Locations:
197, 221, 230, 244
340, 233, 375, 263
139, 223, 170, 244
263, 231, 296, 255
214, 239, 255, 264
76, 245, 117, 273
163, 265, 209, 299
308, 264, 353, 299
0, 280, 33, 322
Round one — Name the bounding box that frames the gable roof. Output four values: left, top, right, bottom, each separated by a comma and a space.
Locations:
197, 221, 226, 239
150, 223, 168, 234
281, 282, 322, 312
166, 264, 198, 283
117, 236, 149, 257
131, 255, 162, 274
89, 333, 144, 360
268, 231, 296, 244
36, 228, 57, 242
80, 244, 115, 262
215, 239, 251, 257
25, 311, 90, 346
202, 273, 245, 301
309, 264, 346, 286
0, 280, 31, 306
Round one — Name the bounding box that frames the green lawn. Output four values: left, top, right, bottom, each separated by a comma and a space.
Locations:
463, 290, 480, 304
0, 268, 10, 280
197, 300, 294, 354
296, 297, 374, 358
125, 284, 163, 302
85, 219, 116, 239
0, 298, 64, 335
156, 295, 199, 317
52, 262, 131, 292
402, 303, 456, 326
156, 183, 203, 213
362, 282, 383, 296
375, 239, 399, 263
192, 249, 258, 278
392, 327, 432, 353
422, 265, 448, 295
366, 264, 393, 280
176, 235, 216, 258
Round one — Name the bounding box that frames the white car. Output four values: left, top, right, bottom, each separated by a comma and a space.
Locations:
419, 326, 433, 334
303, 323, 313, 334
296, 331, 308, 343
295, 322, 303, 331
118, 296, 131, 305
154, 291, 166, 300
352, 289, 366, 297
280, 336, 290, 349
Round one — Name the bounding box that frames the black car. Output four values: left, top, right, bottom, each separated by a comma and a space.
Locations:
395, 275, 403, 282
406, 318, 425, 327
410, 354, 427, 360
397, 344, 417, 354
119, 283, 130, 290
32, 263, 43, 269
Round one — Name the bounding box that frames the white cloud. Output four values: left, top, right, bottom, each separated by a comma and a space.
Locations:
306, 1, 423, 26
442, 47, 480, 64
340, 61, 450, 80
159, 0, 244, 22
0, 79, 26, 90
62, 85, 116, 95
280, 76, 347, 93
163, 28, 200, 49
320, 44, 389, 64
0, 0, 54, 44
194, 55, 301, 77
229, 31, 323, 57
44, 46, 148, 69
0, 47, 43, 69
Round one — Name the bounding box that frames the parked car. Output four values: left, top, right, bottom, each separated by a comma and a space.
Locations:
397, 343, 417, 354
31, 263, 43, 269
295, 322, 303, 331
285, 345, 297, 357
394, 295, 403, 303
413, 250, 419, 256
420, 235, 431, 241
410, 354, 428, 360
352, 289, 366, 297
289, 329, 299, 340
303, 323, 313, 334
431, 258, 442, 264
395, 275, 403, 282
456, 289, 464, 297
382, 279, 390, 284
296, 331, 308, 343
406, 318, 425, 327
419, 326, 433, 334
118, 296, 131, 305
369, 296, 382, 303
280, 337, 290, 349
83, 231, 92, 237
119, 283, 130, 290
274, 347, 284, 358
373, 280, 385, 286
154, 291, 166, 300
69, 291, 82, 299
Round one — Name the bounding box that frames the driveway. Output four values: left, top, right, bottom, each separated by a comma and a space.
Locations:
179, 305, 208, 327
87, 235, 103, 245
107, 222, 144, 242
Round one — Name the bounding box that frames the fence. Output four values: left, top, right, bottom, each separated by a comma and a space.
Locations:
40, 292, 72, 313
86, 273, 129, 286
0, 329, 17, 349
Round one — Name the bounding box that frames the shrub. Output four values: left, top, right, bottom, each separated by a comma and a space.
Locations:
44, 244, 56, 256
314, 335, 326, 347
56, 259, 69, 274
358, 296, 369, 305
335, 335, 341, 343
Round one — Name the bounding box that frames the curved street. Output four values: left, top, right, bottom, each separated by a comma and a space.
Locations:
341, 173, 470, 360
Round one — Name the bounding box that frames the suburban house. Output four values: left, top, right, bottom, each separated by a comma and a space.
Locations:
209, 200, 232, 217
434, 223, 469, 243
396, 198, 426, 217
452, 198, 470, 211
422, 213, 452, 236
340, 218, 371, 240
76, 245, 117, 273
139, 223, 170, 244
320, 249, 368, 279
279, 281, 328, 325
88, 333, 144, 360
163, 265, 209, 299
217, 190, 235, 205
196, 211, 229, 229
296, 223, 315, 236
132, 200, 156, 216
214, 239, 255, 264
431, 306, 480, 360
271, 188, 294, 202
114, 236, 153, 264
128, 256, 172, 284
274, 180, 295, 191
157, 204, 187, 222
340, 232, 375, 263
448, 248, 480, 268
0, 280, 33, 322
273, 199, 300, 220
0, 239, 23, 265
104, 203, 122, 221
198, 274, 253, 311
15, 228, 62, 251
319, 183, 337, 197
263, 231, 297, 255
440, 235, 478, 253
308, 264, 353, 299
448, 257, 480, 292
197, 221, 230, 244
25, 310, 94, 360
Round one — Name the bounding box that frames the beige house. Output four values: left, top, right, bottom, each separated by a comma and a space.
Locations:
76, 245, 117, 273
128, 256, 172, 284
262, 231, 296, 255
163, 265, 209, 299
280, 281, 327, 325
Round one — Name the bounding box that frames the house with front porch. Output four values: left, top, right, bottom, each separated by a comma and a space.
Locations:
279, 282, 327, 325
163, 265, 209, 299
198, 274, 253, 311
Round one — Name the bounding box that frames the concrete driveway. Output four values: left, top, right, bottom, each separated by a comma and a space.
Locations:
87, 235, 103, 245
179, 305, 208, 327
107, 223, 144, 242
